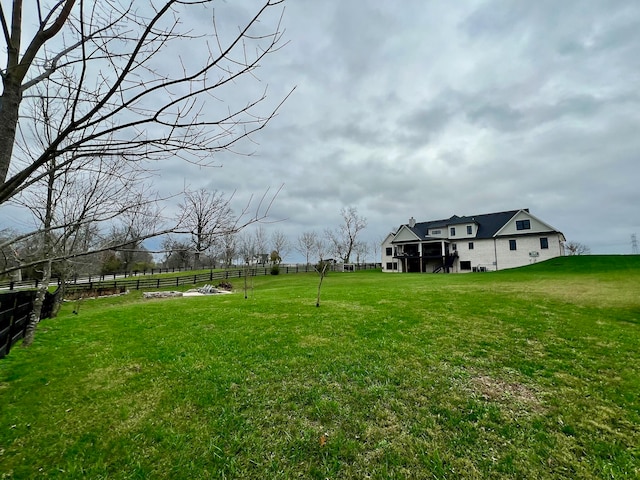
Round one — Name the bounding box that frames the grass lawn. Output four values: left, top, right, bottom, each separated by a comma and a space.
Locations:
1, 256, 639, 479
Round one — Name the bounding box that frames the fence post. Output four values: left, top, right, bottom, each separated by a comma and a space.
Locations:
136, 279, 140, 290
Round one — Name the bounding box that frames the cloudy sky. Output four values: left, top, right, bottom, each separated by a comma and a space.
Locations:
3, 0, 640, 262
160, 0, 638, 260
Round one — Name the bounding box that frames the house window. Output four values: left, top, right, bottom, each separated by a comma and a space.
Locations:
431, 229, 441, 235
450, 227, 456, 236
452, 243, 457, 251
386, 262, 393, 270
460, 261, 471, 270
392, 262, 398, 270
385, 247, 392, 256
540, 237, 549, 249
509, 239, 517, 250
467, 225, 473, 235
516, 219, 531, 230
468, 242, 474, 250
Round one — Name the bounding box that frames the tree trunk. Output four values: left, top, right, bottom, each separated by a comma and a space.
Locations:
22, 260, 52, 347
0, 80, 22, 186
315, 263, 328, 307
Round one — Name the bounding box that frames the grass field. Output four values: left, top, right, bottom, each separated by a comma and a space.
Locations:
1, 255, 639, 479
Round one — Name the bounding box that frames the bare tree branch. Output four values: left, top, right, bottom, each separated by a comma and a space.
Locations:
1, 1, 292, 203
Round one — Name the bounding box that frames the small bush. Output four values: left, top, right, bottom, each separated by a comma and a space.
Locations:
270, 265, 280, 275
216, 281, 233, 291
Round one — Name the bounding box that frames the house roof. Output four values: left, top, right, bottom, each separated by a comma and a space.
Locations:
394, 208, 560, 241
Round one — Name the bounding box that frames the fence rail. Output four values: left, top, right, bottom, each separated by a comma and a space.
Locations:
2, 263, 381, 293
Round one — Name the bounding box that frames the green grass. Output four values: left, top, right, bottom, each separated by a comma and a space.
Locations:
1, 256, 639, 479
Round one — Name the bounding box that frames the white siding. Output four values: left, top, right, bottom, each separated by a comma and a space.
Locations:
381, 234, 399, 272
456, 239, 498, 272
455, 233, 564, 272
498, 211, 556, 236
394, 226, 420, 242
495, 234, 564, 270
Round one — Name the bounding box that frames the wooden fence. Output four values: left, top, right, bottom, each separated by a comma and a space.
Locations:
0, 290, 61, 359
0, 290, 36, 358
57, 263, 378, 294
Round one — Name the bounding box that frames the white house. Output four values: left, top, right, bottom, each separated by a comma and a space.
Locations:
382, 209, 565, 273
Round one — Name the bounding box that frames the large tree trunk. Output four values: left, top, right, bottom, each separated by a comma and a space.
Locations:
22, 260, 52, 347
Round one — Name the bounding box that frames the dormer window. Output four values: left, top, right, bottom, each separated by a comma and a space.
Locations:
450, 227, 456, 236
431, 229, 441, 235
516, 220, 531, 230
466, 225, 473, 235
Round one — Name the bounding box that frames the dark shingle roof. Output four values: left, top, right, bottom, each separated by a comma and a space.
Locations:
399, 209, 524, 240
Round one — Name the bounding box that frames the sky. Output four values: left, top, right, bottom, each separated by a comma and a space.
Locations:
160, 0, 639, 261
3, 0, 640, 263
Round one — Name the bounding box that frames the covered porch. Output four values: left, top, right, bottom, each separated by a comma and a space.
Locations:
393, 239, 457, 273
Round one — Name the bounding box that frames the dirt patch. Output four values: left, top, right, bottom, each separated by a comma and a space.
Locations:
470, 374, 543, 413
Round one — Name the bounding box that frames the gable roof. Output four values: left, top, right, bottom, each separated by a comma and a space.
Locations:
392, 208, 560, 242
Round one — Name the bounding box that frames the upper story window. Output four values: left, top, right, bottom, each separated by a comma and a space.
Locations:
516, 219, 531, 230
450, 227, 456, 236
466, 225, 473, 235
509, 239, 517, 250
431, 229, 441, 235
540, 237, 549, 249
468, 242, 474, 250
385, 247, 393, 256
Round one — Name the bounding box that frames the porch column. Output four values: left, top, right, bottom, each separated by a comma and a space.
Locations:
420, 243, 424, 272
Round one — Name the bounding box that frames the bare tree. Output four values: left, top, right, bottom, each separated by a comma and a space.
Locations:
107, 199, 163, 272
0, 228, 21, 280
0, 0, 292, 204
220, 232, 237, 268
315, 260, 329, 307
315, 237, 329, 264
370, 237, 383, 266
161, 237, 192, 270
14, 135, 160, 346
296, 230, 318, 266
253, 225, 268, 265
178, 188, 234, 269
325, 206, 367, 264
565, 241, 591, 256
353, 241, 369, 265
270, 229, 290, 263
237, 232, 257, 299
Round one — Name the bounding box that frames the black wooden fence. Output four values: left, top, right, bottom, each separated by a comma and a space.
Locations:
0, 290, 35, 359
0, 290, 60, 359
